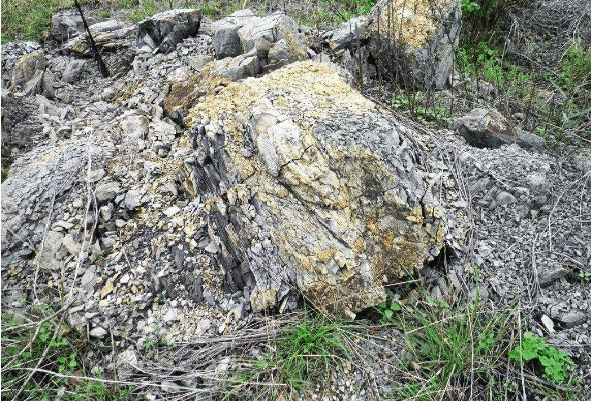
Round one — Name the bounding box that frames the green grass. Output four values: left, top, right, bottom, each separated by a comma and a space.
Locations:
127, 0, 160, 22
1, 0, 62, 43
223, 309, 349, 400
391, 294, 516, 400
1, 167, 9, 183
0, 0, 98, 43
1, 305, 137, 401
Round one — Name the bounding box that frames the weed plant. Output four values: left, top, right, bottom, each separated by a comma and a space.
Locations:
1, 305, 136, 400
223, 309, 349, 400
391, 295, 516, 400
508, 331, 575, 385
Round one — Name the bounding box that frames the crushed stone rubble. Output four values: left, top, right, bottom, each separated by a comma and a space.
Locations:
1, 3, 590, 399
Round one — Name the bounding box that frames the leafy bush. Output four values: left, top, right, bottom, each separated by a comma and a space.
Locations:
559, 42, 591, 92
508, 331, 575, 384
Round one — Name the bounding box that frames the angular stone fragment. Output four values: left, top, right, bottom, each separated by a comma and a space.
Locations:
538, 263, 569, 287
182, 61, 458, 317
324, 16, 368, 51
452, 108, 518, 149
96, 181, 121, 204
136, 9, 201, 54
19, 70, 44, 96
517, 129, 546, 150
89, 326, 107, 338
124, 189, 146, 210
10, 51, 45, 89
211, 9, 256, 59
116, 349, 139, 380
540, 314, 555, 334
237, 12, 307, 63
215, 51, 260, 80
62, 233, 82, 256
65, 20, 136, 55
549, 306, 587, 329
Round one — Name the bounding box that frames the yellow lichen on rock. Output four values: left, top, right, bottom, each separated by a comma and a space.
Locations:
368, 0, 454, 50
182, 61, 449, 316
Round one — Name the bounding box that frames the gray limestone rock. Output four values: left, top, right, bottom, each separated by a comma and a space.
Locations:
549, 306, 587, 329
89, 326, 107, 338
324, 15, 368, 51
62, 233, 82, 256
10, 51, 45, 90
237, 12, 307, 64
61, 59, 86, 84
538, 264, 570, 287
116, 349, 139, 380
124, 189, 146, 210
211, 9, 256, 59
1, 41, 42, 88
490, 191, 517, 209
51, 8, 104, 43
214, 51, 260, 81
19, 69, 44, 96
64, 20, 136, 55
136, 9, 201, 54
517, 128, 547, 150
96, 181, 121, 204
1, 142, 110, 267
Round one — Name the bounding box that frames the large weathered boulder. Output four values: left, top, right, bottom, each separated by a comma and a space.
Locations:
136, 9, 201, 54
178, 61, 452, 317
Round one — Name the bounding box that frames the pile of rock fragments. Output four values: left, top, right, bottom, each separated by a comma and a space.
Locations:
1, 0, 589, 398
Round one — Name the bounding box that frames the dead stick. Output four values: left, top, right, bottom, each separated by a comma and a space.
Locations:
73, 0, 110, 78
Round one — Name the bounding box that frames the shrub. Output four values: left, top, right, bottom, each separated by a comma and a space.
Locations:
508, 331, 575, 384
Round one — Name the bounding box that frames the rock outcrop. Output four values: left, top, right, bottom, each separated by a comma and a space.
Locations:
64, 19, 136, 55
1, 6, 589, 370
135, 9, 201, 54
179, 61, 455, 316
323, 0, 461, 88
